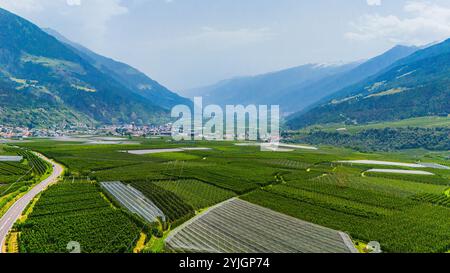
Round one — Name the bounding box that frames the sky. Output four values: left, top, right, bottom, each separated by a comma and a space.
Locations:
1, 0, 450, 92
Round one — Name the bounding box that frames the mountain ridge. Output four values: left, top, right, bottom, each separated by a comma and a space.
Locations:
287, 40, 450, 129
288, 45, 419, 116
184, 62, 361, 114
0, 8, 178, 127
43, 28, 191, 110
185, 45, 418, 115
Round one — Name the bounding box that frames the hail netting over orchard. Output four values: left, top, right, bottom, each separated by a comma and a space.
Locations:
165, 198, 358, 253
171, 97, 280, 142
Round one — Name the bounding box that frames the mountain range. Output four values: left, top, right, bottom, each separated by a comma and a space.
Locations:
185, 45, 418, 115
43, 28, 190, 111
184, 63, 359, 114
0, 8, 188, 128
1, 7, 448, 131
287, 39, 450, 129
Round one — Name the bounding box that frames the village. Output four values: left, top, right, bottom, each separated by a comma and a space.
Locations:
0, 123, 174, 139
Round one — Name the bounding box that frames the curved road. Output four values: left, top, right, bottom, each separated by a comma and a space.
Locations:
0, 152, 64, 253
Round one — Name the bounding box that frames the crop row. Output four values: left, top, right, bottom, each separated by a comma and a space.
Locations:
129, 180, 194, 225
154, 179, 235, 210
94, 162, 172, 182
290, 173, 414, 210
0, 149, 36, 200
261, 159, 312, 170
0, 162, 30, 176
178, 162, 278, 194
412, 193, 450, 208
365, 171, 449, 186
263, 184, 390, 219
18, 180, 141, 253
243, 185, 450, 253
5, 148, 50, 176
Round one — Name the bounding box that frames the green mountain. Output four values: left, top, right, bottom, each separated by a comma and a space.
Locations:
0, 8, 175, 128
43, 28, 190, 110
287, 41, 450, 129
286, 45, 418, 112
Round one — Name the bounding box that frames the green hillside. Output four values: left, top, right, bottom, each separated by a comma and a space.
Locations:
0, 8, 169, 127
287, 40, 450, 129
44, 28, 191, 111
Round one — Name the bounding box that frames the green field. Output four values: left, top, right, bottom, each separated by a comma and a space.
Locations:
11, 138, 450, 253
154, 179, 236, 210
301, 116, 450, 133
0, 145, 51, 216
18, 179, 141, 253
130, 180, 195, 225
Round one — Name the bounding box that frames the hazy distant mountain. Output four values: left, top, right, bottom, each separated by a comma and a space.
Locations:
185, 45, 418, 115
281, 45, 419, 113
287, 41, 450, 129
44, 28, 190, 110
0, 8, 171, 127
184, 63, 360, 114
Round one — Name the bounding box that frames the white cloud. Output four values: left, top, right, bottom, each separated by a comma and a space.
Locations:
0, 0, 45, 13
0, 0, 127, 43
66, 0, 81, 6
347, 1, 450, 45
367, 0, 382, 6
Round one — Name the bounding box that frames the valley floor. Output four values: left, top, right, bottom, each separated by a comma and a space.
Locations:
2, 137, 449, 253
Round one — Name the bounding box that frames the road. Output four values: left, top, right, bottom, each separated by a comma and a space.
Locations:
0, 152, 64, 253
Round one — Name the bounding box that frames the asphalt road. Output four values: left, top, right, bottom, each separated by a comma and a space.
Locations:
0, 152, 64, 253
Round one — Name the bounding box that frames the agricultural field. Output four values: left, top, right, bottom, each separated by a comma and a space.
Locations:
300, 116, 450, 133
101, 181, 165, 223
11, 138, 450, 253
0, 161, 30, 187
412, 193, 450, 208
153, 179, 235, 210
242, 169, 450, 253
165, 198, 357, 253
0, 146, 29, 195
129, 180, 195, 226
18, 179, 141, 253
364, 171, 449, 186
0, 145, 51, 217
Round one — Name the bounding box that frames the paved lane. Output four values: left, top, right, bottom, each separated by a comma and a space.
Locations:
0, 152, 64, 253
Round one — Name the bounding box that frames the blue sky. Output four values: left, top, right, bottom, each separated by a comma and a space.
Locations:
2, 0, 450, 91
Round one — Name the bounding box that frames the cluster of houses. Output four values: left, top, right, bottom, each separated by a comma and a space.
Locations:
0, 123, 174, 139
